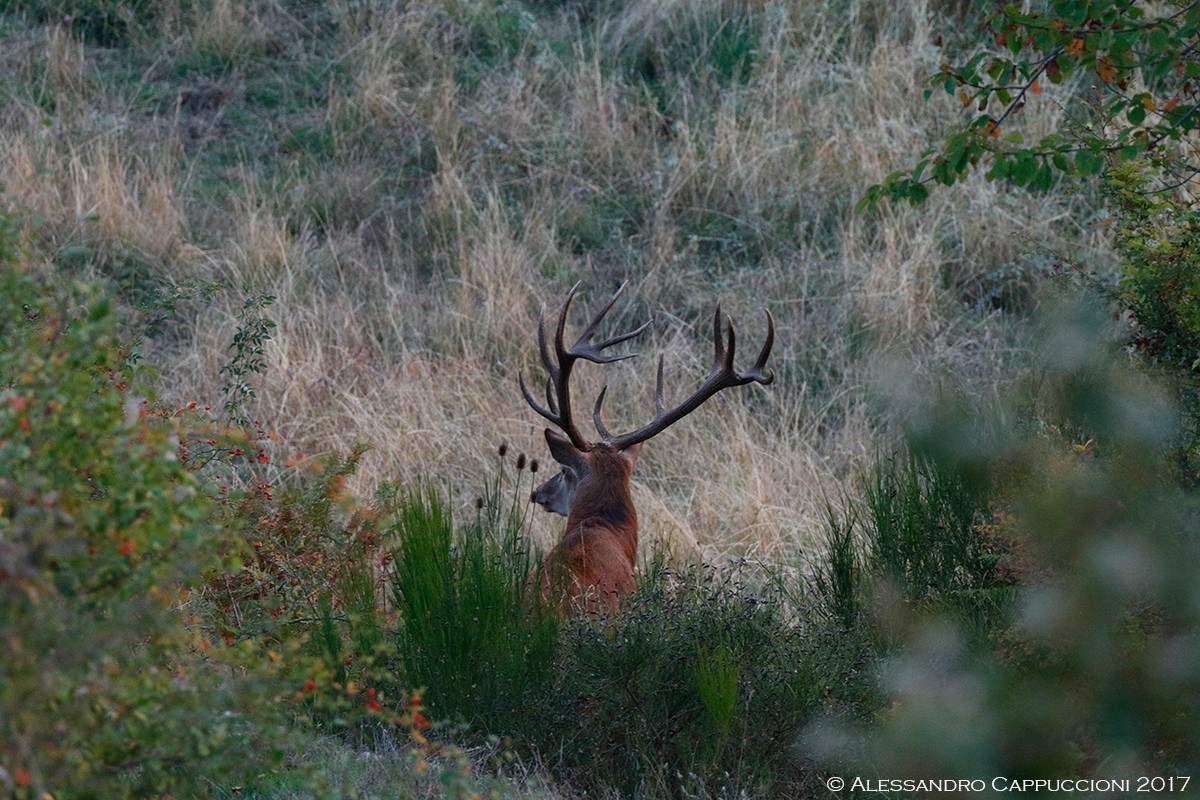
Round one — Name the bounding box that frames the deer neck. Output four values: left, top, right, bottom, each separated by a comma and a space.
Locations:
567, 454, 639, 559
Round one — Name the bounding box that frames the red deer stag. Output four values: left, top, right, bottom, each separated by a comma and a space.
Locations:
520, 282, 775, 613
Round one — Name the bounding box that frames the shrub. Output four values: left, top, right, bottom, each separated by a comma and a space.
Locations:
1105, 163, 1200, 482
0, 229, 461, 796
809, 296, 1200, 786
532, 562, 875, 798
0, 227, 257, 796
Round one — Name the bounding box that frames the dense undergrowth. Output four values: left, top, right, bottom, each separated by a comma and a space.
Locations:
5, 223, 1199, 795
3, 0, 1200, 797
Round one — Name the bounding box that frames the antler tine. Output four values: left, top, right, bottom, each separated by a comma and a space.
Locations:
567, 281, 653, 365
517, 305, 568, 424
518, 371, 555, 424
536, 308, 557, 383
552, 282, 582, 367
725, 315, 737, 371
711, 303, 726, 373
523, 282, 653, 450
601, 304, 777, 450
752, 310, 776, 382
654, 355, 666, 416
592, 385, 613, 441
592, 345, 668, 443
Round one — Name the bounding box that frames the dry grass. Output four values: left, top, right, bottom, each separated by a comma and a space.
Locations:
0, 0, 1115, 565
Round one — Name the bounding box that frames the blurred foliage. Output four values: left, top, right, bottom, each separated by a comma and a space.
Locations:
0, 227, 469, 797
1104, 162, 1200, 483
809, 295, 1200, 788
0, 222, 257, 796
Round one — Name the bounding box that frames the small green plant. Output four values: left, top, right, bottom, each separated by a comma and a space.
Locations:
812, 496, 863, 628
813, 444, 1015, 642
385, 446, 559, 737
863, 451, 1006, 620
220, 290, 276, 426
693, 642, 739, 740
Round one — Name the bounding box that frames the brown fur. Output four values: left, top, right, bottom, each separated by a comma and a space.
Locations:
530, 444, 640, 614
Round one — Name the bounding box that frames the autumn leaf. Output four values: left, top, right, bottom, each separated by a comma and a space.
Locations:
1141, 96, 1156, 112
1031, 78, 1042, 95
960, 90, 970, 107
1163, 97, 1181, 112
1097, 56, 1118, 83
1066, 37, 1086, 57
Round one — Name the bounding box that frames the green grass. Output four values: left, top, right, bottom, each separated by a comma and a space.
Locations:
367, 459, 879, 797
384, 473, 560, 738
382, 481, 881, 797
532, 561, 876, 797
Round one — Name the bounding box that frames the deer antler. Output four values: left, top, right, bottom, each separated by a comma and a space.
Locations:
593, 304, 775, 450
519, 282, 652, 450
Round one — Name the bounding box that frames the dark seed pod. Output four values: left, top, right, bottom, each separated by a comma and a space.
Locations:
530, 458, 539, 473
516, 453, 527, 471
498, 442, 509, 458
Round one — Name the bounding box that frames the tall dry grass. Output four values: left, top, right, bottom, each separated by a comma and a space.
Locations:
0, 0, 1115, 563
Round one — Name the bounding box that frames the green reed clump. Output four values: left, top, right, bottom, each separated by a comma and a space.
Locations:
385, 449, 559, 739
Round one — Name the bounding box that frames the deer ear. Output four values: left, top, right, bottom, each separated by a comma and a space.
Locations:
544, 429, 587, 470
620, 441, 642, 466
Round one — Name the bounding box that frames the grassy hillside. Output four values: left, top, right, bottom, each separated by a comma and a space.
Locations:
0, 0, 1114, 562
8, 1, 1199, 799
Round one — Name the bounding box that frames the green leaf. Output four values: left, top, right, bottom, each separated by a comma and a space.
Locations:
1076, 150, 1103, 175
1033, 161, 1055, 191
1062, 2, 1088, 26
1147, 27, 1169, 53
1012, 153, 1038, 186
